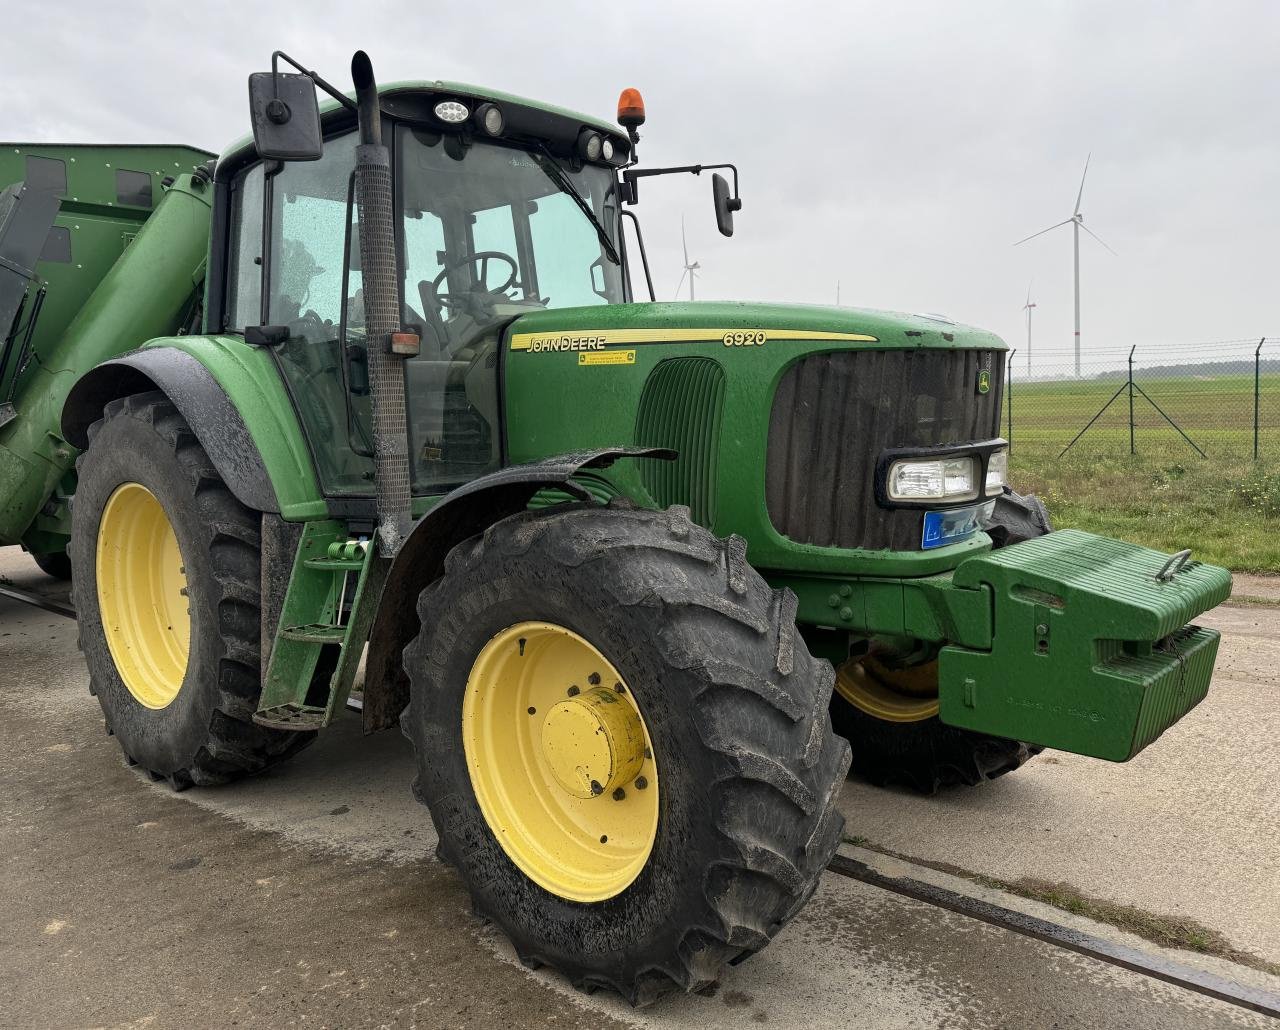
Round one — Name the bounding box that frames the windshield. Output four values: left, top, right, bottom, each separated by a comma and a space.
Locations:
397, 126, 624, 355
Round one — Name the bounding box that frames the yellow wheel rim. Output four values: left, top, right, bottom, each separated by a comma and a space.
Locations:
835, 655, 940, 723
462, 621, 659, 902
95, 483, 190, 710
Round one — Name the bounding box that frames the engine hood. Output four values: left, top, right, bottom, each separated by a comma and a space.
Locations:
504, 300, 1007, 354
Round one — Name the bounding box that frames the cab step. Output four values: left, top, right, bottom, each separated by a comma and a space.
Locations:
280, 623, 348, 644
253, 703, 327, 731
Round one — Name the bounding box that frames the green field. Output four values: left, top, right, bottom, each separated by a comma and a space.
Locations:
1003, 373, 1280, 572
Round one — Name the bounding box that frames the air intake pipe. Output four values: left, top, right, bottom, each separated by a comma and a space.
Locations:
351, 50, 411, 556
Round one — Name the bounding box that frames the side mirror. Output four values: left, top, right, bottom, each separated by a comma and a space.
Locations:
248, 71, 323, 161
712, 172, 741, 238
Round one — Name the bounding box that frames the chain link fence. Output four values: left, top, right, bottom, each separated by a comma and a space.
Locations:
1002, 338, 1276, 464
998, 338, 1279, 571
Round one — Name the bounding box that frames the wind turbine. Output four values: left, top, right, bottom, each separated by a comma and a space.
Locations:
1014, 154, 1116, 378
1022, 284, 1036, 377
673, 218, 700, 300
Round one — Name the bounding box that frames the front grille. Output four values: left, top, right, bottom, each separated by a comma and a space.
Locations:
765, 349, 1004, 550
634, 357, 725, 526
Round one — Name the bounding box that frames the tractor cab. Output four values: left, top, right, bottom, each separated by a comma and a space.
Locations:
214, 83, 632, 500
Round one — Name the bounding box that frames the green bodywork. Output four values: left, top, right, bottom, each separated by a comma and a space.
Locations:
3, 83, 1231, 763
0, 143, 213, 554
501, 301, 1001, 577
939, 529, 1231, 760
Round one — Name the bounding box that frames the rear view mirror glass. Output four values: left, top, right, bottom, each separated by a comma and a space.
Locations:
712, 172, 736, 238
248, 72, 323, 162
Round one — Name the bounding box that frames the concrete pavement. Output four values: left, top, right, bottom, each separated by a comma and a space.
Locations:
1, 546, 1276, 1028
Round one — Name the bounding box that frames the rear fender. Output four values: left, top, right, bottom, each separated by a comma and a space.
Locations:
361, 447, 674, 732
62, 342, 326, 520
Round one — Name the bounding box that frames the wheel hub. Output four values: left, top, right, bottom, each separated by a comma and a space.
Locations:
541, 687, 647, 799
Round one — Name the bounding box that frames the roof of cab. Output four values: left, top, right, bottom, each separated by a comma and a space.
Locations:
217, 78, 619, 170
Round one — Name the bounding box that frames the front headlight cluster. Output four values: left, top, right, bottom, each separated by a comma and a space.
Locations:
887, 447, 1008, 503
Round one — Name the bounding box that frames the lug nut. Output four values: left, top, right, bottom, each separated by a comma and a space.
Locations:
590, 780, 603, 795
612, 787, 626, 801
527, 706, 536, 715
588, 672, 601, 685
567, 685, 580, 697
635, 776, 648, 790
614, 682, 626, 694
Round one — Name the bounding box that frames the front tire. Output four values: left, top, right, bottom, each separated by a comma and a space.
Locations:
402, 503, 850, 1005
831, 487, 1052, 794
71, 391, 313, 788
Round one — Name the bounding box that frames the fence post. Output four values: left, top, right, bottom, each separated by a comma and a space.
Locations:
1128, 345, 1136, 456
1006, 348, 1015, 449
1256, 337, 1266, 461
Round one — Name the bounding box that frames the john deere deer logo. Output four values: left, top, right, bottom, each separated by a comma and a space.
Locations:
976, 369, 991, 395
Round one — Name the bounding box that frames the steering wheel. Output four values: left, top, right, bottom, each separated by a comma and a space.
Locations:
431, 250, 519, 311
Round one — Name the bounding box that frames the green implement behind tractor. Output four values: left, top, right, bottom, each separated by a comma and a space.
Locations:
0, 51, 1231, 1004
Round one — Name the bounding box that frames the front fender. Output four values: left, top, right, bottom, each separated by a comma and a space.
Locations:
361, 446, 674, 732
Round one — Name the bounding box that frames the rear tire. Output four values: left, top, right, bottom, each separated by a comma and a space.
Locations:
71, 391, 313, 788
832, 487, 1051, 795
402, 502, 850, 1005
30, 549, 72, 581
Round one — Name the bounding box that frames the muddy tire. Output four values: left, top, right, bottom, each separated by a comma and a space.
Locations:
402, 502, 850, 1005
832, 701, 1040, 793
71, 391, 313, 788
832, 487, 1051, 795
30, 549, 72, 581
984, 487, 1053, 547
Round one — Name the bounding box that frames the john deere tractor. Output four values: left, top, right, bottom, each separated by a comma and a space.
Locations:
0, 51, 1230, 1003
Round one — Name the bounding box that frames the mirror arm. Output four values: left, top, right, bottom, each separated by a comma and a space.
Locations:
622, 162, 740, 206
271, 51, 358, 112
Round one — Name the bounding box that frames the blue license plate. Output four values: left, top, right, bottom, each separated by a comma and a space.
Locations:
922, 500, 996, 550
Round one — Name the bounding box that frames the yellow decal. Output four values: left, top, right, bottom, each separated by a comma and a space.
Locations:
579, 350, 636, 366
510, 327, 878, 352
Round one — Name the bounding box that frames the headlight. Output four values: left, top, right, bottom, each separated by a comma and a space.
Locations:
887, 455, 979, 502
985, 448, 1008, 496
577, 130, 603, 162
475, 102, 504, 136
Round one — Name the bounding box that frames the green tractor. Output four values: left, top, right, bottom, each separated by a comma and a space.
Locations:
0, 51, 1231, 1003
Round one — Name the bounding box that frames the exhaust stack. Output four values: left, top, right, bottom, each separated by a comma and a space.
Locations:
351, 50, 411, 556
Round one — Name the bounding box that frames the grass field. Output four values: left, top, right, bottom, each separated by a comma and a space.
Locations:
1003, 373, 1280, 572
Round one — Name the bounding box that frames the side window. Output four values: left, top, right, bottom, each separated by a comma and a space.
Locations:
529, 192, 609, 307
269, 133, 360, 332
259, 133, 372, 495
226, 165, 264, 330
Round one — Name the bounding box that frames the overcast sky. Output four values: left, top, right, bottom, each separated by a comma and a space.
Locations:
5, 1, 1276, 369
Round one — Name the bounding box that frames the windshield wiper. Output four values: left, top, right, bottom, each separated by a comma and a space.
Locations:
533, 144, 621, 266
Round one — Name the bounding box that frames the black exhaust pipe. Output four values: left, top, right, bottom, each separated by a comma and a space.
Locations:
351, 50, 410, 556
